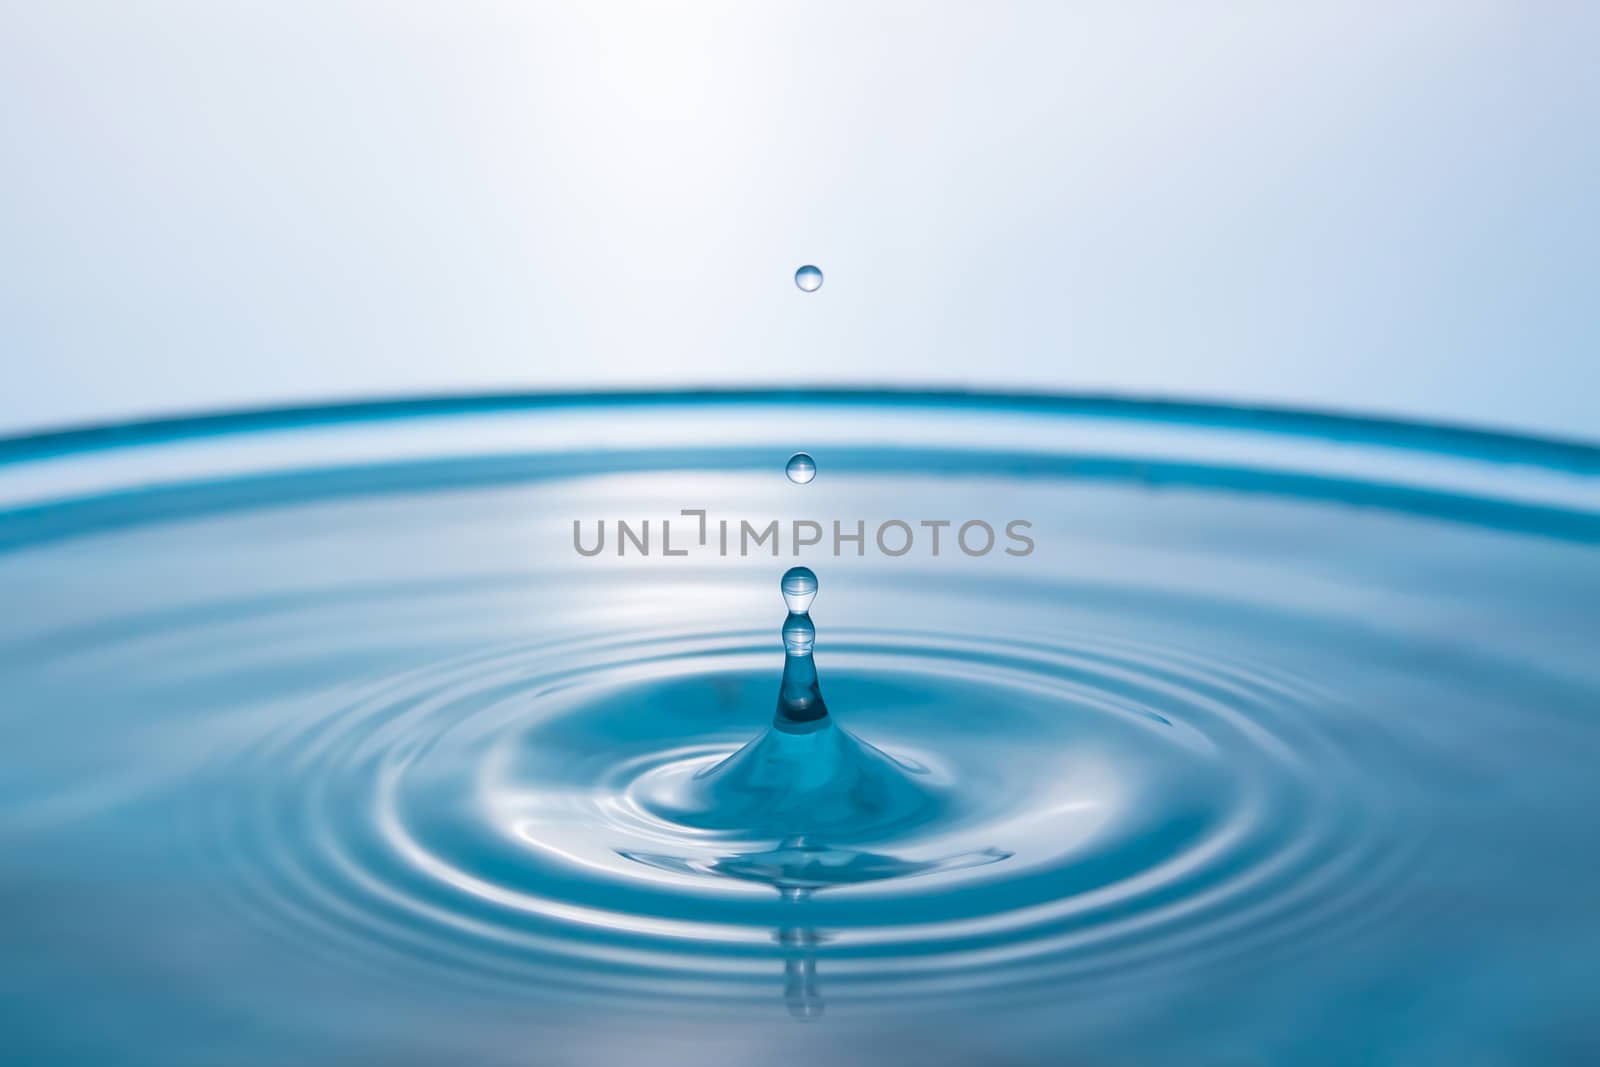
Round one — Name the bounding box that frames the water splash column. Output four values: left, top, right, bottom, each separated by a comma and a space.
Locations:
776, 449, 824, 733
775, 566, 827, 732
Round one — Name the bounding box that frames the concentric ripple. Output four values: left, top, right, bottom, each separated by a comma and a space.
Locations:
1, 393, 1598, 1065
186, 620, 1405, 1008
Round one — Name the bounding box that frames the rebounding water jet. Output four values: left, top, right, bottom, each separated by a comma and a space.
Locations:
619, 541, 1009, 1020
629, 562, 941, 837
776, 566, 828, 733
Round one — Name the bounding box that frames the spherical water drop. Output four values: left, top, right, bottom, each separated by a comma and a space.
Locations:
782, 613, 815, 656
781, 566, 817, 614
785, 452, 816, 485
794, 265, 823, 292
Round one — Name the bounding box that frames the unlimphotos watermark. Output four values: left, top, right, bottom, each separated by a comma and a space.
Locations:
573, 510, 1034, 558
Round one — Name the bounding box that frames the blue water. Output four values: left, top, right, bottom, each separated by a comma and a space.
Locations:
1, 391, 1598, 1065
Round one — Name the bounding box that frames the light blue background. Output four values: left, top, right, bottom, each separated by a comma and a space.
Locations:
2, 2, 1595, 440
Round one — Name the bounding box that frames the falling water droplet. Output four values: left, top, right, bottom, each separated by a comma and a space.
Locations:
781, 566, 818, 614
786, 452, 816, 485
794, 265, 823, 292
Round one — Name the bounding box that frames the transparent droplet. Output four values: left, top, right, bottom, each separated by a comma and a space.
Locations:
785, 452, 816, 485
782, 613, 815, 656
794, 265, 823, 292
781, 566, 817, 614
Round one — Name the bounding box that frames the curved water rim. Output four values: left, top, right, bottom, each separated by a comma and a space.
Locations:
0, 389, 1596, 546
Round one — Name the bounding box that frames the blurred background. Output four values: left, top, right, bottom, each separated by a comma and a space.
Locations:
2, 1, 1595, 440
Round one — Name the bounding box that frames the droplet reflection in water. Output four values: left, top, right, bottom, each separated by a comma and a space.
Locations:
794, 264, 823, 292
785, 451, 816, 484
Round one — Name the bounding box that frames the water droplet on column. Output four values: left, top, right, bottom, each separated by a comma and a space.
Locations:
782, 613, 816, 656
781, 566, 818, 614
794, 265, 823, 292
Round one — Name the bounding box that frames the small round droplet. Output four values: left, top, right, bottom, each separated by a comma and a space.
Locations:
794, 265, 823, 292
785, 452, 816, 485
781, 566, 817, 614
782, 613, 816, 656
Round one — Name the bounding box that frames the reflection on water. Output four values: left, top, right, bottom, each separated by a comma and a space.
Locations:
626, 837, 1012, 894
626, 837, 1011, 1017
779, 925, 825, 1021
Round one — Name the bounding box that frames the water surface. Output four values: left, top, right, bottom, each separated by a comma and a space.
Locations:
1, 391, 1597, 1066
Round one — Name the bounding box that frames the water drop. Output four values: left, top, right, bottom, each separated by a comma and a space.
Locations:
794, 265, 823, 292
786, 452, 816, 485
781, 566, 817, 614
782, 613, 816, 657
